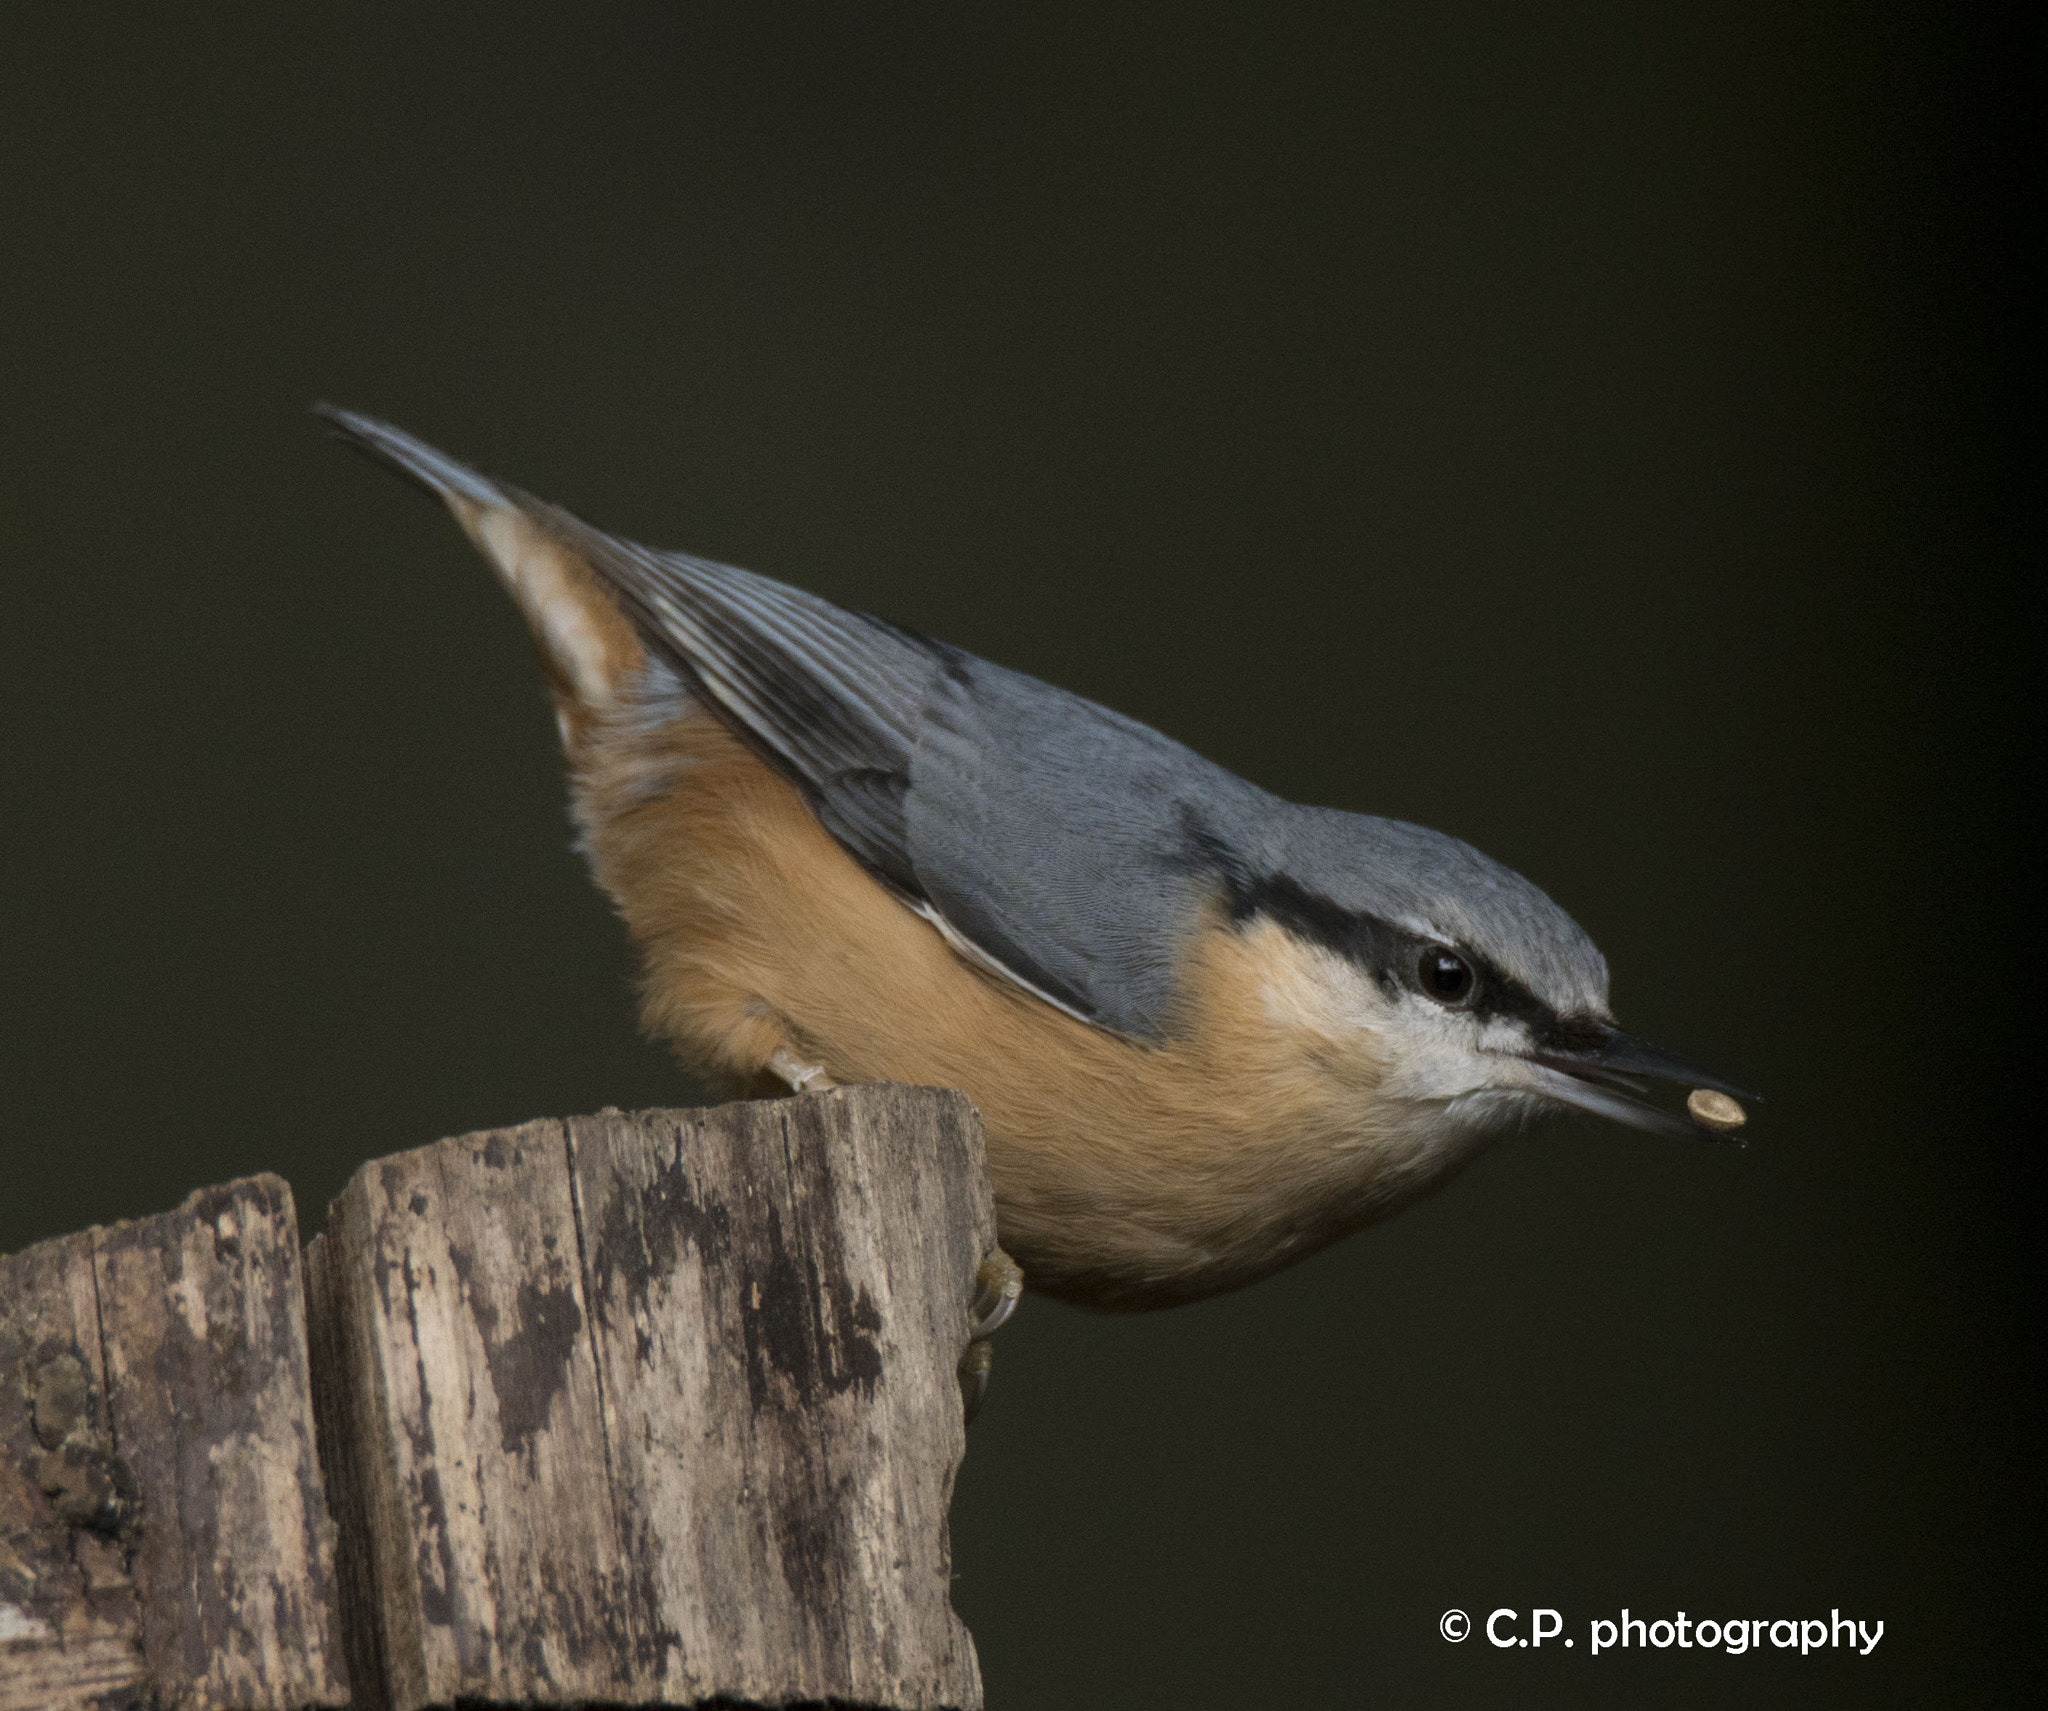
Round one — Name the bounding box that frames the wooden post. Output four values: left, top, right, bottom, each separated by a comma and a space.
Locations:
0, 1177, 349, 1711
4, 1086, 992, 1710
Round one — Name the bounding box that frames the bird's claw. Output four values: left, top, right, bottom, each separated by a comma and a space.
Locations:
958, 1246, 1024, 1424
958, 1339, 994, 1424
968, 1248, 1024, 1340
766, 1047, 838, 1094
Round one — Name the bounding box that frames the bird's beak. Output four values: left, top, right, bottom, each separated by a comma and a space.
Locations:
1523, 1028, 1756, 1144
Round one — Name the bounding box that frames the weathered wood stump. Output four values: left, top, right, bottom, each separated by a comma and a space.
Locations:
2, 1087, 993, 1711
0, 1177, 349, 1711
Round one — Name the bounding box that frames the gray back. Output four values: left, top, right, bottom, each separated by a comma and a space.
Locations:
318, 409, 1607, 1041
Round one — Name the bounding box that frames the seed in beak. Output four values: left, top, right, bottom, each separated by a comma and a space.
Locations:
1687, 1088, 1747, 1132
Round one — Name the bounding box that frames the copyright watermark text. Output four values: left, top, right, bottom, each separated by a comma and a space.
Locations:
1438, 1607, 1884, 1656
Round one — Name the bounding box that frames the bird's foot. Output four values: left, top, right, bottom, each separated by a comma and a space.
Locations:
766, 1047, 839, 1094
959, 1246, 1025, 1424
969, 1248, 1024, 1339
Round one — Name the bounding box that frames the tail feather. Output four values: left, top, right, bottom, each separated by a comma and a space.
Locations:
315, 404, 647, 715
313, 403, 511, 510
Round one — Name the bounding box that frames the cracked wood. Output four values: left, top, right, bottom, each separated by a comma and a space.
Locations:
305, 1084, 992, 1711
0, 1177, 348, 1711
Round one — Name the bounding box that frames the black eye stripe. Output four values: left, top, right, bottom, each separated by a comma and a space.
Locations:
1174, 815, 1603, 1038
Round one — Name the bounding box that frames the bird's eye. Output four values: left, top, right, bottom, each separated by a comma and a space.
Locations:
1417, 948, 1475, 1006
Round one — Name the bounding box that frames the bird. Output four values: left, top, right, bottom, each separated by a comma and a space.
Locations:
318, 406, 1748, 1334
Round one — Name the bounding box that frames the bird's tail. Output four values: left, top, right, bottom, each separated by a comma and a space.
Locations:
315, 404, 651, 722
313, 403, 511, 510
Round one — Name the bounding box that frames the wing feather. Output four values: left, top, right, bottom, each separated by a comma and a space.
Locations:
318, 406, 1257, 1040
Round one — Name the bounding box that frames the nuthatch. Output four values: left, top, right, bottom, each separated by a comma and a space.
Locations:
320, 407, 1749, 1326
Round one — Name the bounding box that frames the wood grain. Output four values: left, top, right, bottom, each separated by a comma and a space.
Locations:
1, 1176, 348, 1711
307, 1085, 992, 1711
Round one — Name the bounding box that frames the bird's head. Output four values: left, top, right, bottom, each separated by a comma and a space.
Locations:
1223, 806, 1750, 1150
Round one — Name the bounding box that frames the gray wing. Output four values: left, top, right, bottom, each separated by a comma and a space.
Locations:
531, 503, 946, 906
546, 507, 1276, 1039
900, 657, 1275, 1035
317, 408, 1271, 1039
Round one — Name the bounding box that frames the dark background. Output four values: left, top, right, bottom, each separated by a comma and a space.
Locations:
2, 6, 2032, 1707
